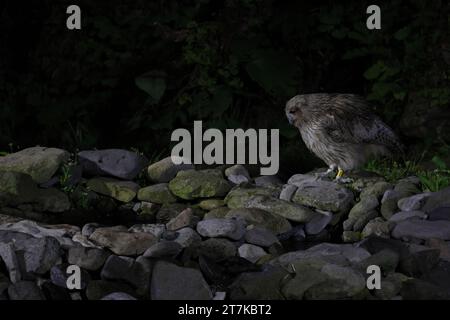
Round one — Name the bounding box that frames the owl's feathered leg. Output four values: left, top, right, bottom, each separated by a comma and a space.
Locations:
314, 164, 337, 180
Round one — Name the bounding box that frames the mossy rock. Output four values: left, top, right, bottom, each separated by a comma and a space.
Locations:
137, 183, 177, 204
87, 177, 139, 203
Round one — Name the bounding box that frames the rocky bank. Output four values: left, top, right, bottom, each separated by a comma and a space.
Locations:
0, 146, 450, 300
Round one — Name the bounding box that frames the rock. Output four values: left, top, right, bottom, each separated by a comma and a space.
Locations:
238, 244, 267, 263
254, 175, 283, 188
156, 203, 204, 224
198, 199, 225, 211
389, 210, 426, 222
147, 156, 194, 183
427, 206, 450, 221
342, 231, 361, 243
169, 169, 231, 200
400, 244, 440, 277
41, 281, 71, 300
78, 149, 148, 180
0, 243, 21, 283
82, 223, 102, 237
196, 238, 237, 261
0, 147, 69, 184
8, 281, 45, 300
72, 233, 103, 249
305, 264, 367, 299
401, 278, 450, 300
129, 224, 166, 239
68, 246, 110, 271
229, 266, 289, 300
224, 165, 251, 184
224, 185, 280, 208
196, 218, 246, 240
0, 171, 70, 213
101, 255, 152, 296
137, 183, 177, 204
86, 280, 135, 300
133, 202, 159, 221
0, 220, 78, 247
50, 264, 91, 289
225, 208, 291, 234
101, 292, 137, 300
426, 239, 450, 262
422, 187, 450, 213
381, 180, 421, 219
143, 241, 183, 258
166, 208, 198, 231
281, 262, 328, 299
360, 181, 393, 199
292, 179, 354, 213
279, 184, 297, 201
245, 226, 279, 247
173, 227, 202, 248
392, 219, 450, 241
89, 228, 157, 255
204, 207, 230, 220
87, 177, 139, 203
229, 194, 316, 223
305, 212, 333, 235
358, 249, 399, 274
361, 218, 394, 239
151, 261, 212, 300
374, 273, 409, 300
398, 193, 431, 211
14, 236, 62, 275
343, 195, 379, 231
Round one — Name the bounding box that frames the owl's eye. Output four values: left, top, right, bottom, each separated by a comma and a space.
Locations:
289, 109, 296, 114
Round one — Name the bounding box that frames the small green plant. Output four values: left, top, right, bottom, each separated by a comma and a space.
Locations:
364, 156, 450, 192
59, 163, 75, 193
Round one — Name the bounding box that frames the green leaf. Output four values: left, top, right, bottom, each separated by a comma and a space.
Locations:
135, 72, 166, 104
364, 61, 385, 80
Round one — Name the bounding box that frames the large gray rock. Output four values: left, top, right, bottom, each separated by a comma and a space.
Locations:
422, 187, 450, 213
89, 228, 157, 255
389, 210, 426, 223
169, 169, 231, 200
151, 261, 212, 300
68, 246, 110, 271
196, 218, 246, 240
147, 156, 194, 183
238, 243, 267, 263
225, 208, 291, 234
245, 226, 279, 247
398, 193, 431, 212
78, 149, 148, 180
0, 147, 69, 184
292, 179, 354, 213
101, 255, 152, 296
392, 219, 450, 241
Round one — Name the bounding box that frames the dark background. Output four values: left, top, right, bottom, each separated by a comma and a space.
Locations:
0, 0, 449, 175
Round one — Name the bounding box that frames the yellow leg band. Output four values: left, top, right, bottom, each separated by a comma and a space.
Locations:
336, 169, 344, 178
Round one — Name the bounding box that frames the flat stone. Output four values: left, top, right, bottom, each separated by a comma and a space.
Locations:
422, 186, 450, 213
166, 208, 198, 231
389, 210, 426, 223
87, 177, 139, 202
305, 211, 333, 235
78, 149, 148, 180
279, 184, 298, 201
398, 193, 431, 211
198, 199, 225, 211
225, 208, 291, 234
204, 207, 230, 220
89, 228, 157, 255
151, 261, 212, 300
137, 183, 177, 204
392, 219, 450, 241
196, 218, 246, 240
147, 156, 194, 183
0, 147, 69, 184
128, 224, 166, 239
292, 179, 354, 213
427, 206, 450, 221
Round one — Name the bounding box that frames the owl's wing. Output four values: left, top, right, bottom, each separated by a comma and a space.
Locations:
322, 95, 404, 153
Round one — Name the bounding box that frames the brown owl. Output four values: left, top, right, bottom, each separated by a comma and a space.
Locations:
285, 93, 404, 179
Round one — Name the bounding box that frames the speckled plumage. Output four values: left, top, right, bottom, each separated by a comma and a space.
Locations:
285, 93, 404, 171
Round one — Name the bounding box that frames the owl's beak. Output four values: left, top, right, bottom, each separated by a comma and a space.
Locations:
287, 113, 294, 125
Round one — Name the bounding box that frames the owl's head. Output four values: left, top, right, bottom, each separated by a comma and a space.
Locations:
285, 95, 309, 127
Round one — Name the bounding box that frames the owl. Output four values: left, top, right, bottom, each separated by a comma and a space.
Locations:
285, 93, 404, 179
